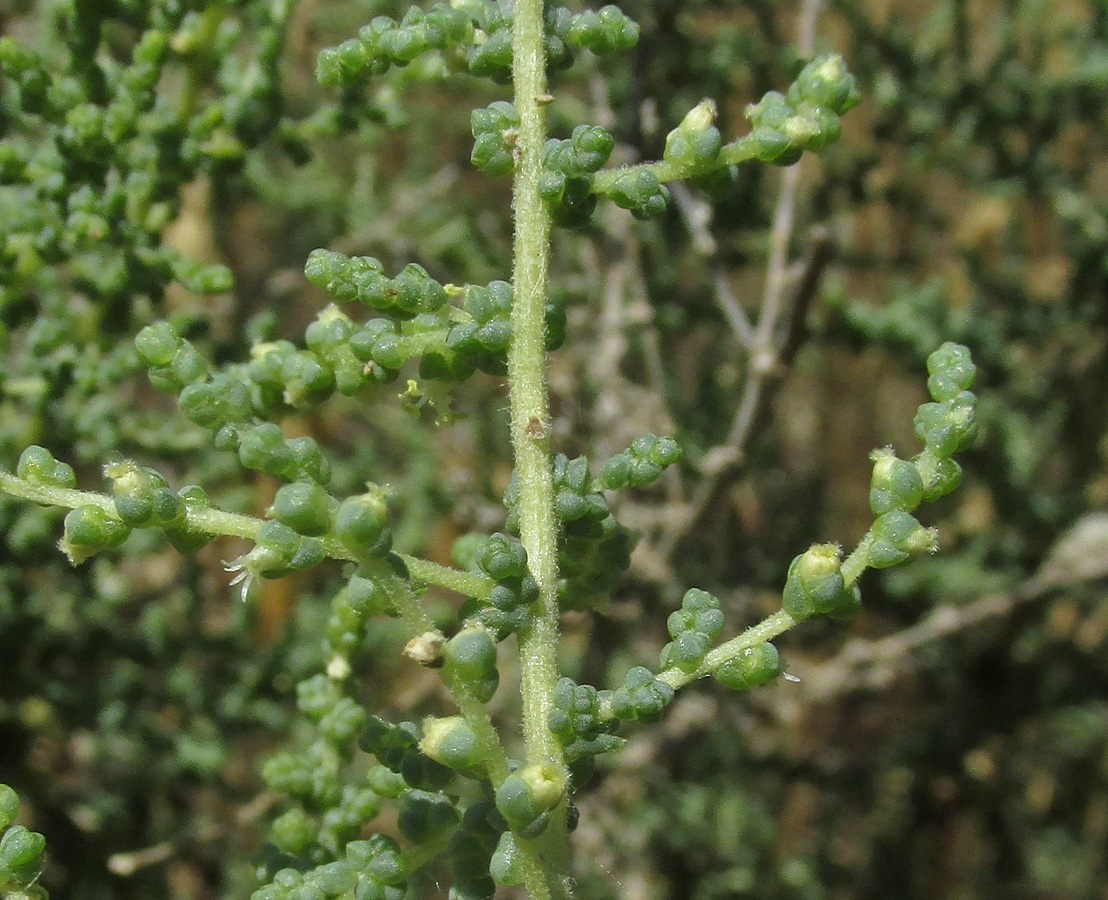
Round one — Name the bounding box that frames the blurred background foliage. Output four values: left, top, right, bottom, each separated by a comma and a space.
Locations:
1, 0, 1107, 898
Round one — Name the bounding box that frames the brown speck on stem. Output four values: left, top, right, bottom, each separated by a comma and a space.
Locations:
526, 417, 546, 439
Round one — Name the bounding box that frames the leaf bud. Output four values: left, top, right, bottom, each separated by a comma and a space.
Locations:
869, 447, 925, 515
713, 642, 782, 691
868, 511, 938, 569
781, 543, 860, 620
494, 763, 566, 836
419, 716, 485, 774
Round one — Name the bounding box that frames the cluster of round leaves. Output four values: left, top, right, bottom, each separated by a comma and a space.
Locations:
0, 0, 304, 311
659, 588, 726, 673
744, 55, 862, 165
251, 837, 408, 900
597, 433, 682, 490
547, 666, 677, 781
463, 533, 539, 639
538, 125, 616, 226
866, 341, 977, 569
305, 255, 565, 381
504, 455, 628, 611
782, 342, 978, 618
548, 679, 625, 783
135, 321, 333, 484
316, 1, 639, 89
0, 784, 47, 900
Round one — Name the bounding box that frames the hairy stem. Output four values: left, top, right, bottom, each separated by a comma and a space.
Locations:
657, 608, 797, 690
509, 0, 570, 895
0, 471, 492, 600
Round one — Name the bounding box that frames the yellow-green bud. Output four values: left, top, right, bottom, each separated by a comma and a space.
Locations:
782, 543, 860, 620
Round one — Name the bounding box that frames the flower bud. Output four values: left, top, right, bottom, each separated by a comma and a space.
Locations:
914, 391, 977, 458
0, 824, 45, 878
16, 445, 75, 489
60, 505, 131, 565
444, 627, 499, 701
782, 543, 860, 620
0, 784, 19, 829
495, 763, 565, 837
105, 459, 183, 528
912, 448, 963, 502
269, 808, 317, 856
490, 832, 524, 886
419, 716, 485, 774
869, 447, 925, 515
791, 54, 861, 115
335, 488, 390, 555
868, 510, 939, 568
607, 169, 669, 219
269, 480, 335, 536
713, 642, 782, 691
664, 99, 721, 167
926, 342, 977, 402
398, 790, 459, 845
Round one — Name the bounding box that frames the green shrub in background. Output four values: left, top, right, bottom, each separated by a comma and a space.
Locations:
0, 1, 1105, 899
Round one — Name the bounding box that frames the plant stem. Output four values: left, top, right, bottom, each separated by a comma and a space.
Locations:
591, 133, 761, 194
657, 608, 796, 690
509, 0, 569, 896
509, 0, 563, 772
0, 471, 492, 600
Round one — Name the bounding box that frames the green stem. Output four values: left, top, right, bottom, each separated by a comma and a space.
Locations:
660, 529, 878, 692
0, 471, 492, 600
657, 608, 797, 690
509, 0, 563, 772
591, 133, 761, 194
509, 0, 569, 897
841, 530, 873, 587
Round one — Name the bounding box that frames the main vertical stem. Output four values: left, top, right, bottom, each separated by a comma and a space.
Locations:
509, 0, 571, 893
